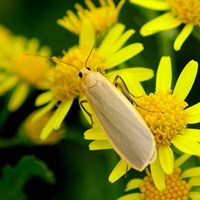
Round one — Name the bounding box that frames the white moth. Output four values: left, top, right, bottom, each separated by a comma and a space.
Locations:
79, 67, 156, 171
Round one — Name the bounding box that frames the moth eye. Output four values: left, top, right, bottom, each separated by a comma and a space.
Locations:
79, 72, 83, 78
86, 67, 91, 70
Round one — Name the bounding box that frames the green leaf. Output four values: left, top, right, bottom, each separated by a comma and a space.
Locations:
0, 155, 55, 200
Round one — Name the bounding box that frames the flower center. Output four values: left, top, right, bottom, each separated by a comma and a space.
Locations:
140, 168, 191, 199
12, 55, 50, 89
137, 90, 188, 145
169, 0, 200, 25
49, 44, 106, 103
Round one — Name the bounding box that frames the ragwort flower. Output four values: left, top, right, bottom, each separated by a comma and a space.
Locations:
129, 0, 200, 51
0, 27, 51, 111
57, 0, 125, 35
85, 56, 200, 191
35, 23, 153, 140
118, 154, 200, 200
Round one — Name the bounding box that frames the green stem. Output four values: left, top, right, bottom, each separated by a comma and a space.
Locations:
0, 137, 21, 148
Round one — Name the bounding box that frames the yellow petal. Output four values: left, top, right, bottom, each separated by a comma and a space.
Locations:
8, 82, 29, 112
156, 56, 172, 90
185, 102, 200, 124
181, 167, 200, 178
105, 43, 144, 69
159, 145, 174, 174
189, 192, 200, 200
0, 76, 18, 95
35, 91, 52, 106
129, 0, 170, 10
174, 24, 194, 51
189, 177, 200, 186
109, 159, 131, 183
140, 12, 181, 36
125, 179, 143, 191
98, 23, 125, 58
172, 134, 200, 155
174, 154, 191, 168
53, 99, 73, 130
118, 193, 141, 200
84, 128, 106, 140
89, 140, 112, 150
173, 60, 198, 101
150, 156, 165, 191
184, 129, 200, 142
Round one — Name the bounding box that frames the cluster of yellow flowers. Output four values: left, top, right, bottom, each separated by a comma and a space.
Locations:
0, 0, 200, 199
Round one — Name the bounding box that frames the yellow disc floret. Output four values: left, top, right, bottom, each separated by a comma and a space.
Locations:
49, 44, 107, 103
140, 168, 191, 199
169, 0, 200, 25
137, 90, 188, 145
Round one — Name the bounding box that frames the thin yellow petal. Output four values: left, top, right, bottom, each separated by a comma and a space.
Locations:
150, 156, 165, 191
185, 102, 200, 124
172, 134, 200, 155
189, 177, 200, 186
156, 56, 172, 90
53, 99, 73, 130
109, 159, 131, 183
105, 43, 144, 69
189, 192, 200, 200
98, 23, 126, 57
35, 91, 52, 106
173, 60, 198, 101
184, 129, 200, 142
140, 12, 181, 36
159, 145, 174, 174
84, 128, 106, 140
174, 24, 194, 51
129, 0, 170, 10
125, 179, 143, 191
118, 193, 141, 200
174, 154, 191, 168
0, 76, 18, 95
89, 140, 112, 150
181, 167, 200, 178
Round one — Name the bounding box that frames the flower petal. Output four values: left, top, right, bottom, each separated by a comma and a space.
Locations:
156, 56, 172, 90
8, 82, 29, 112
189, 177, 200, 186
150, 156, 165, 191
189, 192, 200, 200
105, 43, 144, 69
185, 102, 200, 124
174, 23, 194, 51
140, 12, 181, 36
174, 154, 191, 168
35, 91, 52, 106
118, 193, 141, 200
89, 140, 112, 150
172, 134, 200, 155
181, 167, 200, 178
173, 60, 198, 101
184, 129, 200, 142
0, 76, 18, 95
129, 0, 170, 10
53, 99, 73, 130
125, 178, 143, 191
159, 145, 174, 174
84, 128, 106, 140
109, 159, 131, 183
98, 23, 125, 58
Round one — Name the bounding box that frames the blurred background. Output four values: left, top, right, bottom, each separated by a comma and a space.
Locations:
0, 0, 199, 199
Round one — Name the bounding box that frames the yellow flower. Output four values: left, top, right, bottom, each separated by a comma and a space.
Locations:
118, 154, 200, 200
129, 0, 200, 51
57, 0, 125, 35
84, 56, 200, 191
35, 23, 153, 140
0, 26, 51, 111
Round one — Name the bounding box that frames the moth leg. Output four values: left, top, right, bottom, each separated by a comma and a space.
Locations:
80, 99, 93, 126
113, 75, 153, 112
